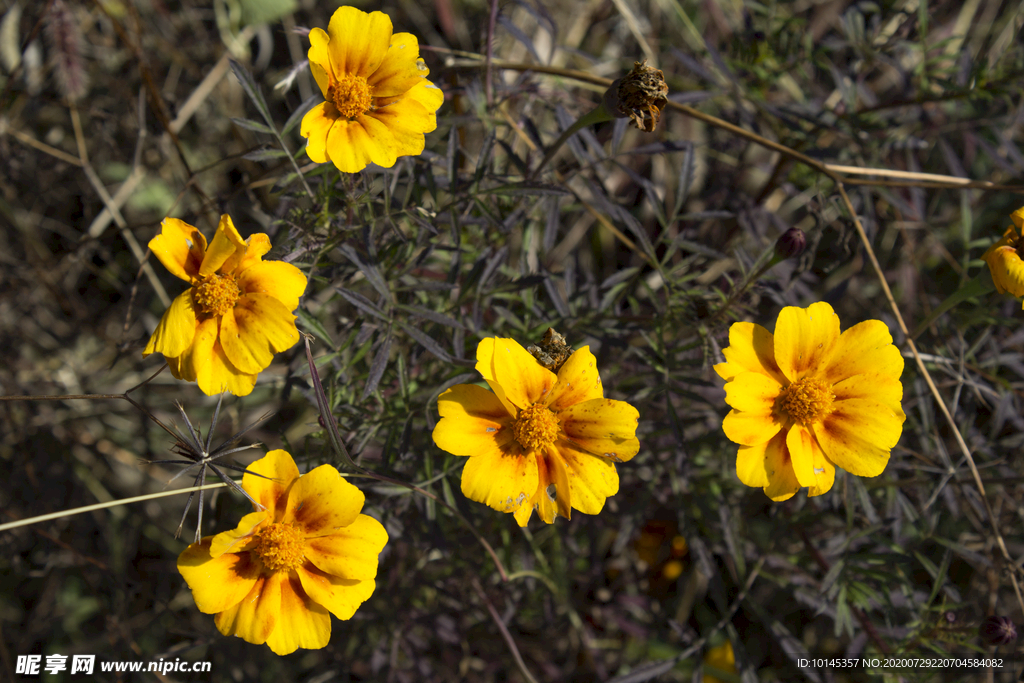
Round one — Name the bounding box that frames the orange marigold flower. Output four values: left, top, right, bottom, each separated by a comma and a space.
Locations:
177, 449, 388, 655
715, 302, 905, 501
143, 215, 307, 396
982, 206, 1024, 304
300, 6, 443, 174
432, 338, 639, 526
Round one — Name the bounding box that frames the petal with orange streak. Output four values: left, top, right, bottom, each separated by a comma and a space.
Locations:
460, 447, 537, 513
220, 294, 299, 374
325, 7, 391, 78
199, 215, 247, 277
297, 562, 376, 621
821, 320, 903, 385
367, 32, 426, 97
762, 431, 799, 501
209, 511, 265, 557
282, 464, 363, 534
143, 290, 196, 358
304, 514, 388, 580
213, 573, 277, 645
301, 102, 336, 164
433, 384, 515, 457
148, 217, 206, 282
546, 346, 604, 412
559, 398, 639, 462
177, 538, 260, 614
243, 449, 300, 517
774, 302, 839, 381
237, 260, 307, 311
483, 337, 557, 409
713, 322, 782, 383
554, 440, 619, 515
263, 572, 331, 655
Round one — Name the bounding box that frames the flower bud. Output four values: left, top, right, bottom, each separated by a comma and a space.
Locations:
774, 228, 807, 260
979, 616, 1017, 646
602, 59, 669, 132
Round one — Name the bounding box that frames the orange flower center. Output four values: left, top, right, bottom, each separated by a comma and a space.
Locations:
329, 74, 373, 120
513, 403, 559, 451
775, 377, 835, 426
254, 522, 305, 572
192, 273, 240, 317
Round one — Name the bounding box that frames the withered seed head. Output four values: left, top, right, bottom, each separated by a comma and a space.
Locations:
604, 60, 669, 132
527, 328, 573, 373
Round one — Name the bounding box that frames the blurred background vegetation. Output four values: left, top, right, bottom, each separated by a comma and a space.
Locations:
2, 0, 1024, 681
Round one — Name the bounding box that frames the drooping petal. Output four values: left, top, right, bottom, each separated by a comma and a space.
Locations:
367, 32, 426, 97
303, 514, 388, 579
812, 398, 903, 477
189, 317, 257, 397
786, 424, 817, 488
209, 511, 266, 557
281, 464, 363, 534
713, 322, 782, 383
220, 294, 299, 374
554, 440, 619, 515
822, 319, 903, 384
515, 447, 572, 526
325, 7, 392, 78
297, 563, 376, 621
301, 102, 337, 164
177, 538, 260, 614
762, 431, 799, 502
199, 215, 247, 277
324, 116, 397, 173
243, 449, 301, 517
722, 371, 781, 413
143, 290, 196, 358
774, 302, 839, 382
460, 447, 538, 513
307, 27, 332, 97
721, 408, 781, 446
148, 217, 206, 282
213, 573, 277, 645
559, 398, 639, 462
546, 346, 604, 412
480, 337, 557, 409
734, 441, 770, 488
433, 384, 515, 456
237, 260, 307, 311
263, 572, 331, 656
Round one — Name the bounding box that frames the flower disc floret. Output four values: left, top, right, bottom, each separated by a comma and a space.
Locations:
714, 302, 905, 502
193, 273, 241, 318
177, 450, 388, 655
432, 337, 640, 526
330, 74, 373, 119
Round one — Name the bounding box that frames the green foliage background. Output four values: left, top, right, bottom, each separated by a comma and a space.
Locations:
1, 0, 1023, 681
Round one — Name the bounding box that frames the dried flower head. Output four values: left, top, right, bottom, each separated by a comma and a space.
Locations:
604, 59, 669, 132
527, 328, 573, 373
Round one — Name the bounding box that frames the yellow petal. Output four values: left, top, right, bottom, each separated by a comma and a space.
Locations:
307, 27, 331, 97
433, 384, 515, 456
199, 215, 247, 277
297, 562, 376, 621
763, 431, 799, 501
177, 538, 259, 614
209, 511, 266, 557
735, 441, 769, 488
813, 398, 903, 476
324, 116, 396, 173
723, 371, 780, 413
546, 346, 604, 412
474, 338, 520, 417
282, 464, 363, 534
807, 446, 836, 497
189, 317, 257, 397
365, 94, 433, 157
1012, 207, 1024, 230
148, 217, 206, 282
713, 321, 782, 383
721, 408, 780, 446
479, 337, 557, 409
236, 261, 306, 312
786, 424, 817, 488
542, 445, 572, 520
213, 573, 277, 646
460, 448, 538, 513
143, 290, 196, 358
263, 572, 331, 655
220, 294, 299, 374
554, 440, 619, 515
367, 32, 426, 97
559, 398, 639, 462
822, 319, 903, 384
234, 233, 273, 275
774, 302, 839, 381
326, 7, 392, 78
301, 102, 336, 164
832, 374, 904, 409
243, 449, 301, 517
303, 514, 388, 580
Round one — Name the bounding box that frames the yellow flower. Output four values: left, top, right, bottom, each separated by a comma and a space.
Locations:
982, 206, 1024, 304
177, 450, 388, 655
702, 641, 737, 683
432, 338, 640, 526
143, 215, 307, 397
714, 302, 905, 501
300, 6, 444, 174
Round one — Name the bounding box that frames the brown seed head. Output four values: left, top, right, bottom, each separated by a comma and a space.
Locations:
605, 60, 669, 132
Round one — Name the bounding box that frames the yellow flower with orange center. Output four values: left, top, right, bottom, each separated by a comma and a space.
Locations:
143, 215, 307, 396
714, 302, 905, 501
432, 338, 640, 526
300, 6, 444, 174
177, 450, 388, 655
982, 206, 1024, 304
